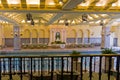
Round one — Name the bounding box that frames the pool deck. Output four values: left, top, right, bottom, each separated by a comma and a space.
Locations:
0, 47, 101, 52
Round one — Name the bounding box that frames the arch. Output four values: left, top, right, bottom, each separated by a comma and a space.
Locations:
67, 29, 76, 43
32, 29, 38, 44
32, 29, 38, 38
39, 29, 45, 43
24, 29, 31, 38
78, 29, 83, 43
22, 29, 31, 44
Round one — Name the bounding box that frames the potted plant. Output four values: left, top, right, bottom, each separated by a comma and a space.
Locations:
70, 50, 81, 61
70, 50, 81, 72
101, 48, 117, 72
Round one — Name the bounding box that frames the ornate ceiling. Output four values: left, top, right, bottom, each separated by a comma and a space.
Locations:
0, 0, 120, 26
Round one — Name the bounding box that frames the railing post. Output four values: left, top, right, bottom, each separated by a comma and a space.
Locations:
71, 57, 73, 80
99, 56, 102, 80
89, 56, 92, 80
20, 57, 22, 80
0, 58, 1, 80
116, 56, 120, 80
61, 57, 64, 80
3, 58, 5, 75
51, 57, 54, 80
30, 57, 33, 80
80, 56, 83, 80
38, 58, 40, 75
67, 57, 68, 72
23, 58, 25, 74
108, 56, 111, 80
85, 57, 87, 72
33, 58, 36, 72
94, 57, 96, 72
41, 57, 43, 80
9, 57, 12, 80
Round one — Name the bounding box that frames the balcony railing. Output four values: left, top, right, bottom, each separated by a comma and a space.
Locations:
0, 54, 119, 80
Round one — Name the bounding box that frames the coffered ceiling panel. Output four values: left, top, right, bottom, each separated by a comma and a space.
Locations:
0, 0, 119, 26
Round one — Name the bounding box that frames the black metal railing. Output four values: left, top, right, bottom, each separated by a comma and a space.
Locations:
0, 54, 119, 80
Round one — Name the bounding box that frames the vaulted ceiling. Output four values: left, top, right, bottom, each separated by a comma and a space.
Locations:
0, 0, 120, 26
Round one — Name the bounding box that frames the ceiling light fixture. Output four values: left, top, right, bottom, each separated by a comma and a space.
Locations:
31, 19, 34, 26
26, 13, 32, 21
82, 14, 88, 22
65, 19, 69, 26
100, 20, 104, 26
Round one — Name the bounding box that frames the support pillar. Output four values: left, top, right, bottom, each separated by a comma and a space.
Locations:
101, 26, 106, 48
13, 26, 21, 50
49, 30, 52, 46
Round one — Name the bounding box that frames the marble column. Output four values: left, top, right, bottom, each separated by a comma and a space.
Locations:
53, 30, 56, 42
49, 30, 52, 45
104, 27, 111, 48
37, 33, 39, 44
13, 26, 21, 50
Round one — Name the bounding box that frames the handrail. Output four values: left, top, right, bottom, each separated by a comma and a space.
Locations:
0, 53, 119, 58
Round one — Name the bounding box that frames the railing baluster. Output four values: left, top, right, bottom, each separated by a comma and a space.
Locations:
9, 57, 12, 80
3, 58, 5, 75
80, 56, 83, 80
20, 57, 22, 80
71, 57, 73, 80
41, 57, 43, 80
23, 58, 25, 74
108, 56, 111, 80
61, 57, 64, 80
116, 56, 120, 80
30, 57, 33, 80
51, 57, 54, 80
0, 58, 1, 80
89, 56, 92, 80
85, 57, 87, 72
99, 56, 102, 80
67, 57, 68, 72
38, 58, 40, 75
33, 58, 36, 73
48, 58, 50, 73
94, 57, 96, 72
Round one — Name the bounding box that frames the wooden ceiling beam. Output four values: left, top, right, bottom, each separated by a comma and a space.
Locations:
21, 0, 27, 8
40, 0, 45, 8
1, 0, 9, 8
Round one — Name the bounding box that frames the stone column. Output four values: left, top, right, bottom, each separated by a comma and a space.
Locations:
13, 26, 21, 50
104, 27, 111, 48
37, 33, 39, 44
53, 30, 56, 42
49, 30, 52, 46
117, 27, 120, 46
101, 26, 106, 48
